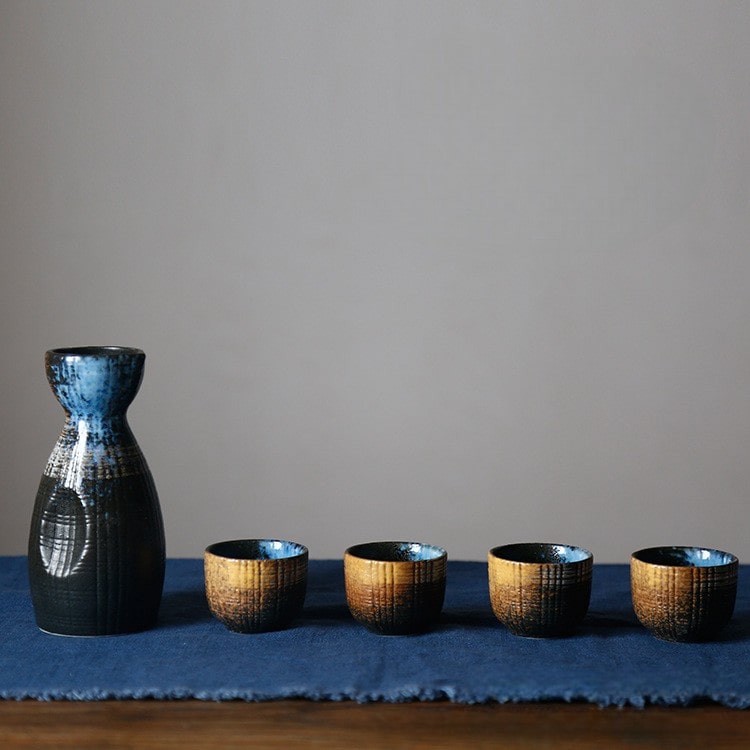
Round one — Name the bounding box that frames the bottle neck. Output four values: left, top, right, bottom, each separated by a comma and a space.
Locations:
45, 413, 144, 484
62, 414, 133, 439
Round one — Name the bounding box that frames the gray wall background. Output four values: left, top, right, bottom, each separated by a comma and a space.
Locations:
1, 1, 749, 561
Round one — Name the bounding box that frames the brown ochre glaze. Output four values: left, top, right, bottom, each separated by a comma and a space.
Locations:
631, 546, 737, 642
344, 541, 447, 635
488, 543, 593, 638
204, 540, 308, 633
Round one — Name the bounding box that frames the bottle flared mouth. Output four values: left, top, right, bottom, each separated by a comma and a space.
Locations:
47, 346, 144, 359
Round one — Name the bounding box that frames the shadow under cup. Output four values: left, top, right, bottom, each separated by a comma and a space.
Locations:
204, 539, 308, 633
631, 546, 738, 642
344, 542, 447, 635
488, 543, 593, 637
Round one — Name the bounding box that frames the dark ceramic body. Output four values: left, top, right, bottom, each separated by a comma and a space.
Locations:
28, 347, 165, 635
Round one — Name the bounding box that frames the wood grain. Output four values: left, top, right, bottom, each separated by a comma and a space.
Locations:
0, 701, 748, 750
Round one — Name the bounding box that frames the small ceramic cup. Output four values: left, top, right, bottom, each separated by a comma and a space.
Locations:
488, 542, 593, 637
344, 541, 447, 635
204, 539, 308, 633
631, 546, 738, 642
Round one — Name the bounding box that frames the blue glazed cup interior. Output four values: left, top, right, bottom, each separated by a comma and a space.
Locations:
490, 542, 592, 565
345, 541, 446, 563
205, 539, 307, 561
632, 546, 737, 568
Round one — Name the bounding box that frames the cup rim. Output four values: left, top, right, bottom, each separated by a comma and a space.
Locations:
631, 545, 737, 568
47, 346, 145, 359
205, 539, 308, 561
489, 542, 593, 565
345, 541, 446, 563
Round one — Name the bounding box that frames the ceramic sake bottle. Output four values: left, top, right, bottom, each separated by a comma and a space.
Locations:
28, 347, 165, 635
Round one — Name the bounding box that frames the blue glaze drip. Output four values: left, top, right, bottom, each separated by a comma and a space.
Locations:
42, 348, 147, 474
46, 347, 145, 419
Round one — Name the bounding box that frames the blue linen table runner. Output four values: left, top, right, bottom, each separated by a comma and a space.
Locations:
1, 557, 748, 707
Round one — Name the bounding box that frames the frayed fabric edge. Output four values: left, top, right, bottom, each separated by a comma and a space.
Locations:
1, 687, 749, 709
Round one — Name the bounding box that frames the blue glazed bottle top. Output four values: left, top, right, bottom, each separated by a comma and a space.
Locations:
45, 346, 145, 418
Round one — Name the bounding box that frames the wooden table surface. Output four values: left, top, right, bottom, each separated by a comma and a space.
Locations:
0, 700, 748, 749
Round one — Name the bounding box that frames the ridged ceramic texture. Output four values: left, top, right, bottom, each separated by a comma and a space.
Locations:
631, 547, 738, 642
204, 540, 308, 633
488, 543, 593, 637
344, 542, 447, 635
28, 347, 165, 636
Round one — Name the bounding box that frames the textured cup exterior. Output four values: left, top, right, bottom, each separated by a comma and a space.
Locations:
204, 548, 308, 633
631, 555, 737, 642
344, 550, 447, 635
488, 548, 593, 637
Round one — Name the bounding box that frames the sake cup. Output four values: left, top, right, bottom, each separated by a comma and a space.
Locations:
204, 539, 308, 633
344, 541, 447, 635
488, 542, 593, 637
631, 546, 738, 642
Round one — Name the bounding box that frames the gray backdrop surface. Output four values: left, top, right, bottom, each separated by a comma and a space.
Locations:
1, 1, 749, 561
